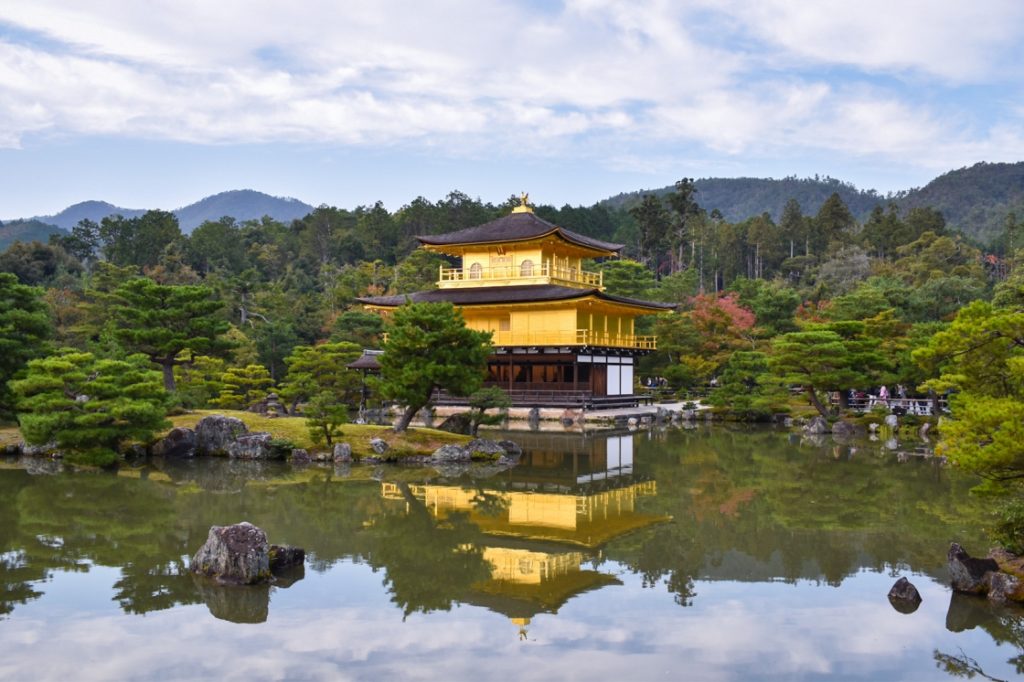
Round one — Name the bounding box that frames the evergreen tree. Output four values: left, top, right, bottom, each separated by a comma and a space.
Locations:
279, 341, 362, 413
104, 278, 231, 391
0, 273, 52, 420
12, 349, 169, 466
377, 302, 491, 432
213, 364, 274, 409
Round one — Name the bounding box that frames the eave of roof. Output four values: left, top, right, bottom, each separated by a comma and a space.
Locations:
416, 211, 623, 254
357, 284, 676, 311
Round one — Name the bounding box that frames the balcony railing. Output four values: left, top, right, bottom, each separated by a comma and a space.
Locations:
382, 330, 656, 349
439, 263, 602, 288
489, 329, 656, 350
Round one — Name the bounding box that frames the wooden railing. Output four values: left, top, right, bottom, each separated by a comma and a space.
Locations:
489, 329, 656, 350
381, 330, 654, 350
439, 263, 602, 288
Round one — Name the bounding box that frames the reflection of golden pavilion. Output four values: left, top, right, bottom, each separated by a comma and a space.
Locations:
381, 479, 662, 548
381, 475, 668, 624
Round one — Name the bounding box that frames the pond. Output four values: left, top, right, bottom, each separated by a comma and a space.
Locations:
1, 425, 1022, 681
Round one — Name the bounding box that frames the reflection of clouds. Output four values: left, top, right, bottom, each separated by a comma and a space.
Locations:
0, 565, 1016, 681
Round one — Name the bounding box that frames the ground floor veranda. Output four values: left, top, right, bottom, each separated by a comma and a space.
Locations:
433, 347, 652, 408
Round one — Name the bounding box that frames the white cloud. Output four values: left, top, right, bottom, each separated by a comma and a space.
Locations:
0, 0, 1021, 179
712, 0, 1024, 82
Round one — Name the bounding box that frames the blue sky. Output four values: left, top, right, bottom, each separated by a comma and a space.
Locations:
1, 0, 1023, 218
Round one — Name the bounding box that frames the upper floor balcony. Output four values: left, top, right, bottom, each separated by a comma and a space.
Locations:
438, 262, 603, 289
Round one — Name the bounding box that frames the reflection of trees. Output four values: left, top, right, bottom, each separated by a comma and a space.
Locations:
10, 472, 202, 615
367, 482, 492, 617
0, 425, 1000, 622
942, 592, 1024, 678
606, 426, 992, 595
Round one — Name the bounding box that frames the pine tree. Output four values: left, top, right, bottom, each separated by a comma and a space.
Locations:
0, 273, 52, 420
12, 350, 169, 466
377, 302, 491, 432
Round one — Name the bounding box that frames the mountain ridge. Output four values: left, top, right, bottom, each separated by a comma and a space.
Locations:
9, 189, 316, 234
4, 162, 1023, 247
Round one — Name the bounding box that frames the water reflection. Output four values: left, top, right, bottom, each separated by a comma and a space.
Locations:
0, 427, 1021, 680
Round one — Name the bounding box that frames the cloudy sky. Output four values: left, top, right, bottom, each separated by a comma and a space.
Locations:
1, 0, 1023, 217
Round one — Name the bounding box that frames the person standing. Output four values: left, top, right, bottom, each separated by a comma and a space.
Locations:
879, 385, 890, 405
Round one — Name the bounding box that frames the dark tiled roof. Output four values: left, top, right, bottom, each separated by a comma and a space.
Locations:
346, 354, 381, 370
357, 284, 676, 311
416, 211, 623, 254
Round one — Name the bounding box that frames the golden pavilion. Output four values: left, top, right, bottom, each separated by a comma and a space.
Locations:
358, 195, 674, 407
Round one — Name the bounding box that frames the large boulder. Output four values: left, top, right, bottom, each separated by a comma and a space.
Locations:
884, 414, 899, 429
21, 441, 58, 457
369, 438, 390, 456
436, 413, 473, 435
431, 443, 469, 462
195, 415, 249, 455
151, 427, 197, 458
804, 416, 830, 434
290, 448, 311, 464
497, 440, 522, 457
191, 522, 271, 585
987, 572, 1024, 603
831, 420, 857, 439
948, 543, 999, 595
887, 577, 922, 614
464, 438, 507, 460
333, 442, 352, 462
226, 432, 274, 460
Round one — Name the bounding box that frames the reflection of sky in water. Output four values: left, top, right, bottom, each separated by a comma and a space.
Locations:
1, 561, 1018, 681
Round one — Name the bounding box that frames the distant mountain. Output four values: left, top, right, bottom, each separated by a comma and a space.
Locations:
601, 162, 1024, 245
895, 162, 1024, 245
43, 200, 146, 230
173, 190, 315, 232
12, 190, 316, 235
0, 219, 66, 252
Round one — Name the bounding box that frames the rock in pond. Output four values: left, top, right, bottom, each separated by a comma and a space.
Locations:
191, 522, 305, 586
464, 438, 507, 460
887, 577, 922, 613
884, 414, 899, 429
191, 522, 271, 585
369, 437, 390, 455
497, 440, 522, 457
831, 420, 857, 439
195, 415, 249, 455
269, 544, 305, 573
290, 448, 311, 463
431, 443, 469, 462
987, 571, 1024, 603
948, 543, 999, 595
804, 416, 829, 434
151, 427, 197, 458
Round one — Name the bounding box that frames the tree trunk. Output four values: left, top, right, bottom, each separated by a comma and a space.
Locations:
838, 390, 850, 411
805, 386, 829, 418
161, 359, 176, 392
394, 402, 422, 433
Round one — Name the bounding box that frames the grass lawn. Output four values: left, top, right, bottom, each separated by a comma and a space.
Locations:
169, 410, 469, 459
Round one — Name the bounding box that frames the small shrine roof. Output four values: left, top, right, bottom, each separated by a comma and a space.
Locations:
416, 211, 623, 254
346, 353, 382, 371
